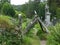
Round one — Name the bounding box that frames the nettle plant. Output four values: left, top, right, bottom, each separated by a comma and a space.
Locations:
47, 23, 60, 45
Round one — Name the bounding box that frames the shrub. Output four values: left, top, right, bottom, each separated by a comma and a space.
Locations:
47, 24, 60, 45
0, 30, 21, 45
0, 33, 40, 45
0, 15, 21, 45
0, 15, 40, 45
0, 15, 15, 30
1, 2, 15, 17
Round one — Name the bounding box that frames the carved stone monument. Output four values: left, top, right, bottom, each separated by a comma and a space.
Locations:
45, 2, 51, 26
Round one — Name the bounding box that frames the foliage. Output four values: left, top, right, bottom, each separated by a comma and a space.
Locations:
38, 3, 45, 20
24, 21, 46, 40
47, 23, 60, 45
0, 15, 21, 45
15, 11, 26, 19
1, 2, 15, 17
0, 15, 41, 45
22, 23, 41, 45
20, 4, 28, 15
0, 30, 21, 45
48, 0, 57, 19
0, 32, 40, 45
48, 0, 60, 7
36, 23, 47, 40
20, 1, 45, 19
0, 3, 2, 13
22, 22, 27, 30
56, 8, 60, 19
26, 0, 35, 18
0, 15, 17, 30
47, 0, 60, 20
22, 18, 31, 30
23, 36, 40, 45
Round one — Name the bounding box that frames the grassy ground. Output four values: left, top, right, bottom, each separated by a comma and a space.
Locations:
23, 36, 40, 45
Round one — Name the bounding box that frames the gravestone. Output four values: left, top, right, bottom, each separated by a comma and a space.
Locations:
45, 3, 51, 26
52, 17, 57, 25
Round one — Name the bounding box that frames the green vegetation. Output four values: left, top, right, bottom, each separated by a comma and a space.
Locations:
1, 2, 15, 17
0, 15, 40, 45
48, 0, 60, 19
47, 24, 60, 45
22, 36, 40, 45
0, 15, 15, 30
19, 0, 45, 19
0, 30, 21, 45
0, 0, 60, 45
56, 8, 60, 19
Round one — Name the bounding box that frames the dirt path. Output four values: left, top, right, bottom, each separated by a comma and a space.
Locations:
40, 40, 46, 45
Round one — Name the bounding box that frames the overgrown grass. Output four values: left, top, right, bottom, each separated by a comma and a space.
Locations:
22, 36, 40, 45
47, 23, 60, 45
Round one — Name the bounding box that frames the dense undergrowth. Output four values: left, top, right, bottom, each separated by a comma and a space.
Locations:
0, 15, 15, 29
0, 1, 60, 45
47, 23, 60, 45
0, 15, 40, 45
1, 15, 60, 45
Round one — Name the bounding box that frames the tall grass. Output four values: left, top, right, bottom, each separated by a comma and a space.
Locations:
47, 23, 60, 45
22, 36, 40, 45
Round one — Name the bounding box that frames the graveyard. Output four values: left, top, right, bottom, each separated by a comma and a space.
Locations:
0, 0, 60, 45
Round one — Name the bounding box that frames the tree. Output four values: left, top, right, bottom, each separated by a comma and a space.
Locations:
20, 4, 28, 15
48, 0, 57, 18
0, 3, 2, 13
20, 0, 45, 19
48, 0, 60, 7
26, 0, 35, 18
1, 2, 15, 17
26, 0, 41, 18
56, 0, 60, 7
56, 8, 60, 19
1, 0, 10, 4
27, 0, 45, 19
38, 3, 45, 20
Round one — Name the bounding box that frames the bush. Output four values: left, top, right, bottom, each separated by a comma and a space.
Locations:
0, 15, 40, 45
47, 24, 60, 45
0, 15, 21, 45
0, 15, 15, 30
0, 32, 40, 45
1, 2, 15, 17
0, 30, 21, 45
